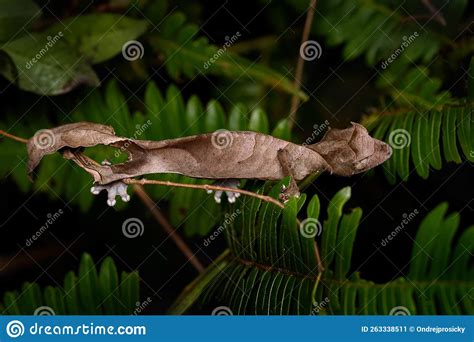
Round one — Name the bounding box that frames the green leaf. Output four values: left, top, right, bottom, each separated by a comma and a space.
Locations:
48, 14, 148, 64
0, 32, 99, 95
78, 253, 100, 314
469, 57, 474, 101
368, 103, 473, 182
150, 12, 308, 100
0, 0, 40, 42
0, 253, 140, 315
99, 257, 120, 314
248, 108, 269, 133
322, 187, 351, 268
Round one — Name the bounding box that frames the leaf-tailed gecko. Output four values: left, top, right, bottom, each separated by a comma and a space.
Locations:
27, 122, 392, 206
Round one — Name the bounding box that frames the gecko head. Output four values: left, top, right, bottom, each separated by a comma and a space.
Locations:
309, 122, 392, 176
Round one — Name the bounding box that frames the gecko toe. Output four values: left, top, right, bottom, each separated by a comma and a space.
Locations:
214, 191, 223, 203
208, 179, 241, 204
91, 181, 130, 206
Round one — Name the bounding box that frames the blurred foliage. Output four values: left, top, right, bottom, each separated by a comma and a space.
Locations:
0, 0, 472, 315
0, 253, 140, 315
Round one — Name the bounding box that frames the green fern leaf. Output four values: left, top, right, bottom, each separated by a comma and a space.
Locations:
170, 186, 473, 315
150, 12, 308, 101
1, 253, 140, 315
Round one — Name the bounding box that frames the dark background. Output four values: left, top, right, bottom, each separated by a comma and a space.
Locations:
0, 0, 472, 313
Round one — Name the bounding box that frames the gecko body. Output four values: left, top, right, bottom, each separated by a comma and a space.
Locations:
27, 122, 392, 205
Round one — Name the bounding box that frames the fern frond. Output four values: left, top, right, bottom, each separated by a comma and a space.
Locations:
367, 103, 473, 182
170, 187, 473, 315
315, 0, 465, 74
0, 253, 140, 315
384, 67, 456, 111
149, 12, 308, 101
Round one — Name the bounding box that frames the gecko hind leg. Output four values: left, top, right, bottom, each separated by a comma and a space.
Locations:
206, 179, 241, 204
277, 148, 301, 202
91, 181, 130, 206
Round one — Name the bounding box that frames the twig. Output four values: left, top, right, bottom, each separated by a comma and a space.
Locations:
0, 129, 28, 144
288, 0, 318, 130
133, 185, 205, 273
0, 130, 323, 272
421, 0, 447, 26
124, 178, 285, 209
126, 179, 323, 272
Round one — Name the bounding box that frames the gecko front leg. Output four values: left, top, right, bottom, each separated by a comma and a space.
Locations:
277, 148, 300, 202
90, 181, 130, 206
207, 179, 241, 204
90, 160, 130, 206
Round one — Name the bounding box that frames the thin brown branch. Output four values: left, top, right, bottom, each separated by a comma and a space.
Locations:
288, 0, 318, 130
0, 130, 28, 144
133, 184, 205, 273
420, 0, 447, 26
124, 178, 285, 209
126, 178, 323, 272
0, 129, 323, 273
